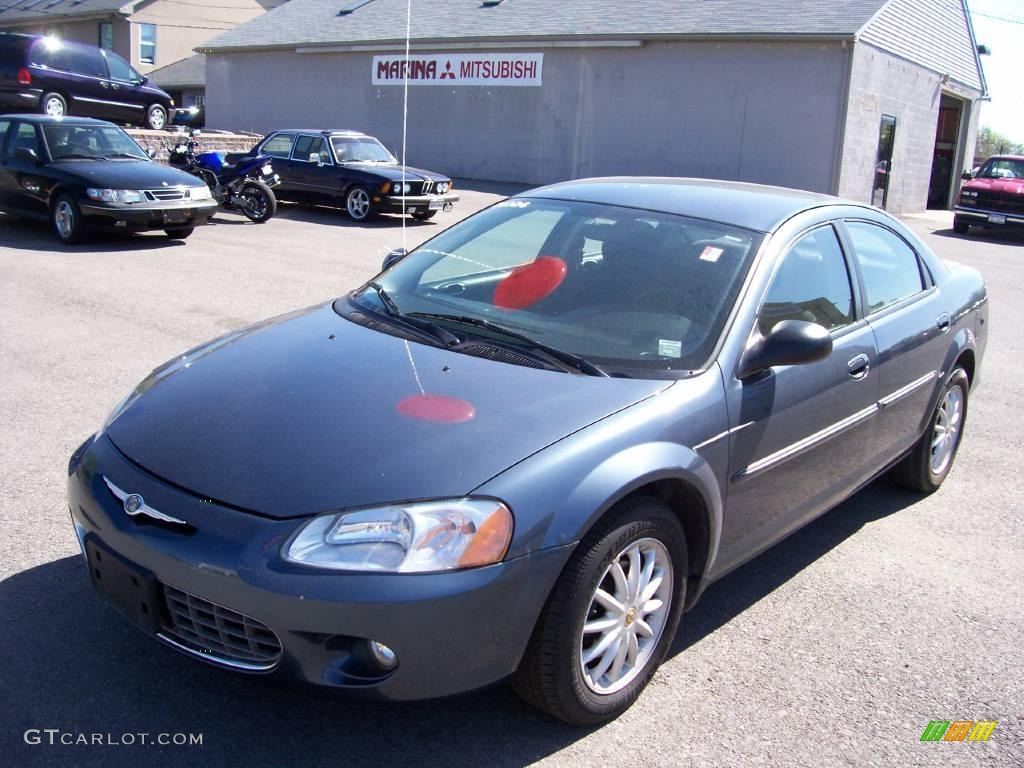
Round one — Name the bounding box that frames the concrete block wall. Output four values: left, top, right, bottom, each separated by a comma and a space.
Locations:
126, 129, 261, 163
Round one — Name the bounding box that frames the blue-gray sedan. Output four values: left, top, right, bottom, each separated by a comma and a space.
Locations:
67, 178, 988, 724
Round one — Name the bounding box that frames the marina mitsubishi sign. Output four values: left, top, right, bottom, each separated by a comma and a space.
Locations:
372, 53, 543, 86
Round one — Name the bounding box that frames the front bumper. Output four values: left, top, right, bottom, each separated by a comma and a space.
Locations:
378, 192, 459, 214
954, 206, 1024, 228
67, 434, 572, 701
80, 199, 219, 231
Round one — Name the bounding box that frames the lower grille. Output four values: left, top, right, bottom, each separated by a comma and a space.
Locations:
457, 343, 545, 369
973, 192, 1024, 215
345, 311, 427, 342
161, 584, 282, 670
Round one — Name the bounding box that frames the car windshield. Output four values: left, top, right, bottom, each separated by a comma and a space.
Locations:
43, 125, 148, 160
357, 198, 762, 373
331, 137, 397, 164
976, 158, 1024, 179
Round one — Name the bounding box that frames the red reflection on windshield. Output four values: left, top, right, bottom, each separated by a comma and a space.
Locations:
493, 256, 567, 310
397, 394, 476, 423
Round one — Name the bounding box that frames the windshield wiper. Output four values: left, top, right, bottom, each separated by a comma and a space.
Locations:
55, 153, 103, 160
104, 153, 146, 159
362, 283, 460, 347
409, 313, 609, 377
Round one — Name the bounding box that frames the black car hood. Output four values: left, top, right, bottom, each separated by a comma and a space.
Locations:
105, 303, 669, 518
53, 159, 204, 189
349, 164, 449, 183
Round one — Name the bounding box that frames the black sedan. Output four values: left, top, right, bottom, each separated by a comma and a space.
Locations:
254, 128, 458, 221
68, 178, 986, 725
0, 115, 216, 243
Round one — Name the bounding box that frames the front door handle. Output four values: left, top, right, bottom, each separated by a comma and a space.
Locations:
847, 354, 870, 380
936, 313, 951, 333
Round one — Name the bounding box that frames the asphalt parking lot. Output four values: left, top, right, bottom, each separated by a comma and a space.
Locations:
1, 189, 1022, 768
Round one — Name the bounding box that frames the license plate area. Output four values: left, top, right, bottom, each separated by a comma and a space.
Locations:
988, 213, 1007, 224
429, 198, 443, 210
162, 208, 190, 225
85, 538, 161, 633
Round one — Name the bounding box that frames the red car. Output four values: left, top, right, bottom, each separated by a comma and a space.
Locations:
954, 155, 1024, 235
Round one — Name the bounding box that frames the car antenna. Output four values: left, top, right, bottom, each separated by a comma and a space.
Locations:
400, 0, 411, 253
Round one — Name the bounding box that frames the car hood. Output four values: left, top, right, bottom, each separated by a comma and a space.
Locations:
349, 164, 450, 183
105, 302, 669, 518
52, 159, 204, 189
963, 177, 1024, 195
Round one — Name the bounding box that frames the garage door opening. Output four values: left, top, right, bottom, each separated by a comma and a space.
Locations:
927, 95, 965, 209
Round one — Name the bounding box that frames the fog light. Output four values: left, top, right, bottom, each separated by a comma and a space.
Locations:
368, 640, 397, 670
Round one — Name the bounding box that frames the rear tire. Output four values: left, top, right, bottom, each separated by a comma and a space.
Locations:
238, 179, 276, 223
40, 92, 67, 118
890, 367, 969, 493
145, 104, 168, 130
512, 496, 687, 725
952, 216, 970, 235
164, 226, 194, 240
51, 193, 87, 244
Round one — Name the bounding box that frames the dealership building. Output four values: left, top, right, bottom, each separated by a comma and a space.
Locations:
203, 0, 987, 214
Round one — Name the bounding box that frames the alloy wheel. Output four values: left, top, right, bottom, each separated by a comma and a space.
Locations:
55, 200, 75, 239
579, 537, 673, 695
45, 97, 64, 117
347, 188, 370, 220
930, 385, 963, 474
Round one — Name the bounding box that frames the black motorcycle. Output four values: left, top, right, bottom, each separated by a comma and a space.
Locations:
168, 131, 279, 223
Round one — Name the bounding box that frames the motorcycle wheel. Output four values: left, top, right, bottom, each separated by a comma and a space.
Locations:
238, 179, 277, 223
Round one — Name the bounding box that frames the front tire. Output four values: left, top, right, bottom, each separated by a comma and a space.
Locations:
238, 179, 276, 223
345, 185, 377, 222
40, 92, 67, 118
145, 104, 167, 130
513, 496, 687, 725
164, 226, 194, 240
952, 216, 970, 235
52, 193, 87, 244
890, 367, 969, 492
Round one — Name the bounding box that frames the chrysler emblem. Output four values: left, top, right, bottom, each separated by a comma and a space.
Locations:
103, 477, 188, 526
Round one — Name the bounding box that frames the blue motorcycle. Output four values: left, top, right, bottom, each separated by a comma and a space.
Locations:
168, 131, 279, 223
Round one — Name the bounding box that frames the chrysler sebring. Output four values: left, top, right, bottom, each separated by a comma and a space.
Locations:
67, 178, 987, 724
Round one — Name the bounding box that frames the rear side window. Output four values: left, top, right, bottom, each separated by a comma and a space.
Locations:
760, 225, 854, 334
262, 133, 295, 158
845, 221, 925, 313
62, 44, 107, 77
11, 123, 39, 154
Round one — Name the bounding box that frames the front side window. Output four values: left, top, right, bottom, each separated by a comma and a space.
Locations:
760, 225, 854, 335
0, 120, 11, 155
262, 133, 295, 158
105, 51, 140, 82
294, 135, 329, 163
63, 44, 108, 78
98, 22, 113, 51
12, 123, 39, 155
43, 124, 148, 160
331, 136, 396, 163
845, 221, 924, 314
139, 23, 156, 65
361, 199, 762, 372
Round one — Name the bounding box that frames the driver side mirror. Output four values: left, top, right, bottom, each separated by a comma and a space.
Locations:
14, 146, 38, 162
382, 248, 408, 271
737, 320, 833, 380
961, 170, 973, 180
310, 152, 324, 166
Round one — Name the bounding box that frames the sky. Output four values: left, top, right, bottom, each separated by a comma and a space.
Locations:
968, 0, 1024, 143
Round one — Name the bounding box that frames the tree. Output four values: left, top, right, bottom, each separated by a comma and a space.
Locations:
976, 126, 1024, 158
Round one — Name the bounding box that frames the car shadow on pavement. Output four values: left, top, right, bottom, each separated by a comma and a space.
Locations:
931, 227, 1024, 245
0, 216, 189, 252
1, 479, 919, 768
271, 202, 443, 230
672, 478, 921, 659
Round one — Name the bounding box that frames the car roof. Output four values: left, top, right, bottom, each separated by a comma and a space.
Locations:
2, 114, 117, 127
986, 154, 1024, 162
521, 177, 852, 233
271, 129, 369, 137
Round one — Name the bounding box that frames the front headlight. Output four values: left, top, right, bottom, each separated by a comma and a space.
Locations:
397, 182, 411, 194
189, 185, 213, 202
284, 498, 514, 573
86, 188, 145, 203
437, 182, 450, 194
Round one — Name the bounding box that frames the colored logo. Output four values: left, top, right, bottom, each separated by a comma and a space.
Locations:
920, 720, 997, 742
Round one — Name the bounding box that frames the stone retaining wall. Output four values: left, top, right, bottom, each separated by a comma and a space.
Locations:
126, 129, 262, 163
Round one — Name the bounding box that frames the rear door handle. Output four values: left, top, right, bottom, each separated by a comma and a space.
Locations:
847, 354, 870, 379
936, 313, 951, 333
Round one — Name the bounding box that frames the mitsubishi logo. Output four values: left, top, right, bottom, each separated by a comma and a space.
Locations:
440, 60, 456, 80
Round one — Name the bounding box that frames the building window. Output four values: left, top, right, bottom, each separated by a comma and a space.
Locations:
98, 22, 113, 50
139, 23, 156, 65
